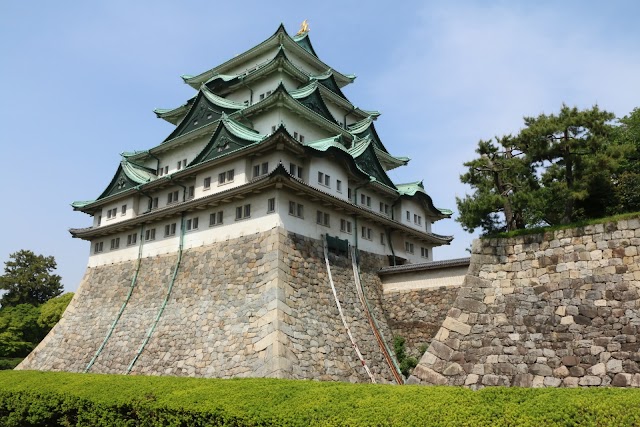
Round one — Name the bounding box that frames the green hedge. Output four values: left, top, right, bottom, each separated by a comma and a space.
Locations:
1, 371, 640, 426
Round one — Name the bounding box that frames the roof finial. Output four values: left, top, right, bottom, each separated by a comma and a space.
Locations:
296, 19, 309, 36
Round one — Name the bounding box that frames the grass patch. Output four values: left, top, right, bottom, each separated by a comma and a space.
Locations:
488, 211, 640, 239
1, 370, 640, 426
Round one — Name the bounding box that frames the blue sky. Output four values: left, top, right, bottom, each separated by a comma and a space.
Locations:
1, 1, 639, 292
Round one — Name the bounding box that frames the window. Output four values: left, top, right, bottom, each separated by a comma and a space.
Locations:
177, 160, 182, 170
340, 219, 352, 234
167, 190, 179, 204
218, 169, 234, 185
271, 125, 277, 132
360, 194, 371, 207
421, 247, 429, 258
316, 210, 330, 227
259, 93, 265, 101
406, 210, 411, 221
107, 207, 117, 219
336, 180, 342, 193
348, 188, 352, 201
97, 215, 102, 226
405, 242, 415, 254
164, 223, 177, 237
110, 238, 120, 250
380, 233, 385, 245
127, 233, 137, 246
186, 217, 199, 231
294, 131, 298, 140
317, 172, 330, 187
243, 100, 249, 106
417, 216, 422, 225
158, 165, 169, 176
266, 90, 272, 96
361, 227, 372, 240
288, 201, 304, 218
267, 198, 275, 213
380, 203, 389, 215
148, 197, 159, 210
121, 204, 127, 215
366, 196, 371, 207
93, 241, 104, 254
187, 185, 195, 199
145, 229, 156, 241
177, 159, 187, 170
299, 135, 305, 143
107, 209, 112, 219
289, 163, 303, 179
414, 214, 422, 225
253, 162, 268, 177
209, 210, 224, 226
204, 177, 211, 190
236, 204, 251, 220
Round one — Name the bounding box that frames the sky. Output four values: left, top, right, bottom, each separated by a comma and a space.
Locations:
1, 1, 639, 292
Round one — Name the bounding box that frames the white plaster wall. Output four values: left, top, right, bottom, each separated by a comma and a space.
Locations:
324, 98, 349, 126
223, 49, 278, 77
156, 136, 210, 175
399, 199, 429, 232
308, 157, 350, 201
225, 73, 298, 105
286, 49, 325, 76
88, 191, 282, 266
381, 266, 468, 293
194, 157, 248, 199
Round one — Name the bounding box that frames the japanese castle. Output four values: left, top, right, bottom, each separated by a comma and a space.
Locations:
70, 22, 453, 266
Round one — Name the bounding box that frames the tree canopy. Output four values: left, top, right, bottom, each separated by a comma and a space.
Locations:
457, 104, 638, 234
0, 250, 63, 307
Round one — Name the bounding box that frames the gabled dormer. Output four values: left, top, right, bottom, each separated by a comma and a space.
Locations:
190, 115, 265, 166
161, 86, 245, 143
348, 138, 396, 190
349, 117, 409, 171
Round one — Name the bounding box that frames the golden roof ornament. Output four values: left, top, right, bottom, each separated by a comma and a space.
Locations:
296, 19, 309, 36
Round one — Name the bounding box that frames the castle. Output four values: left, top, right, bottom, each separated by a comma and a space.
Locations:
17, 23, 453, 383
18, 23, 640, 389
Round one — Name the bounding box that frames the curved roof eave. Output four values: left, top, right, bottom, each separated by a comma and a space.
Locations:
182, 25, 354, 90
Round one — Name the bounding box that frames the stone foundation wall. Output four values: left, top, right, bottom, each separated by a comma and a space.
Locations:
18, 228, 398, 383
383, 286, 460, 357
413, 218, 640, 388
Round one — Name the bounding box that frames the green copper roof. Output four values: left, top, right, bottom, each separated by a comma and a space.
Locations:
348, 116, 408, 170
189, 115, 265, 166
292, 31, 318, 57
303, 134, 347, 152
181, 24, 355, 90
348, 138, 396, 189
71, 200, 95, 209
289, 82, 339, 124
162, 87, 245, 143
90, 160, 155, 203
396, 181, 453, 217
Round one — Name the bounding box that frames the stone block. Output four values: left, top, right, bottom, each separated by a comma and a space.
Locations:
482, 374, 510, 386
607, 358, 623, 373
442, 316, 472, 335
464, 373, 479, 385
544, 377, 562, 387
430, 341, 454, 361
512, 374, 533, 387
563, 377, 579, 387
412, 365, 448, 385
587, 363, 606, 376
529, 364, 553, 376
612, 373, 632, 387
579, 375, 602, 386
443, 362, 464, 376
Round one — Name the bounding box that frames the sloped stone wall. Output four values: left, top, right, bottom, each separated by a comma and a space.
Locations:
18, 228, 397, 383
412, 218, 640, 388
383, 286, 460, 357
